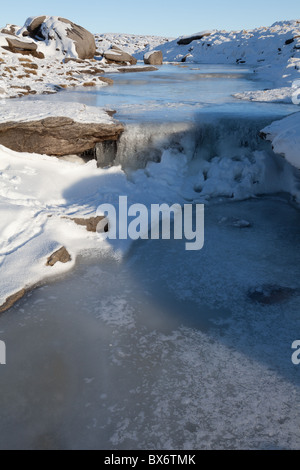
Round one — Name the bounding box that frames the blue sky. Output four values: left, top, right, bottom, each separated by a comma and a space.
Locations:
2, 0, 300, 36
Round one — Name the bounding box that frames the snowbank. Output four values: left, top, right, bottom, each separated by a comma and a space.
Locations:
261, 111, 300, 169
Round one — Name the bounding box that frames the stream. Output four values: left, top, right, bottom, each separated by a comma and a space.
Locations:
0, 64, 299, 450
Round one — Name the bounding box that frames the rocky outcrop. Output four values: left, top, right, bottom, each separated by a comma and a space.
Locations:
177, 31, 212, 45
2, 36, 45, 58
144, 50, 163, 65
104, 46, 137, 65
19, 16, 96, 59
0, 116, 124, 156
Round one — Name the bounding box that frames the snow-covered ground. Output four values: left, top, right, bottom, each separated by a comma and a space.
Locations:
0, 52, 117, 98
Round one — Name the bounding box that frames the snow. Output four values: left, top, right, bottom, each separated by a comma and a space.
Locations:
95, 33, 173, 58
0, 100, 114, 125
0, 144, 128, 306
261, 111, 300, 169
233, 87, 295, 103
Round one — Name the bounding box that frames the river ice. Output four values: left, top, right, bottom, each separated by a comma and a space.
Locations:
0, 199, 299, 450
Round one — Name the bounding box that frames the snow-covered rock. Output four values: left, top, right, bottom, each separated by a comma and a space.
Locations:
18, 16, 96, 59
261, 112, 300, 169
103, 46, 137, 65
0, 101, 124, 156
177, 30, 214, 45
144, 50, 163, 65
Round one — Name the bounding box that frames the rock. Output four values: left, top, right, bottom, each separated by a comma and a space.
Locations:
104, 49, 137, 65
181, 53, 192, 63
177, 31, 212, 45
2, 37, 45, 58
118, 66, 158, 73
26, 15, 47, 37
111, 45, 123, 52
0, 24, 19, 35
24, 16, 96, 59
98, 77, 114, 85
46, 247, 71, 266
0, 117, 124, 156
0, 289, 27, 314
69, 216, 108, 232
144, 50, 163, 65
59, 17, 96, 59
6, 37, 37, 51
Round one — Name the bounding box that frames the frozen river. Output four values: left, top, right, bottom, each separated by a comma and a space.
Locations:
0, 64, 299, 449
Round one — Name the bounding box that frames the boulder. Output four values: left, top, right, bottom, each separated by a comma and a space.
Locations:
2, 36, 45, 58
58, 17, 96, 59
144, 50, 163, 65
26, 15, 46, 37
0, 117, 124, 156
104, 48, 137, 65
177, 31, 212, 45
6, 37, 37, 51
23, 16, 96, 59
